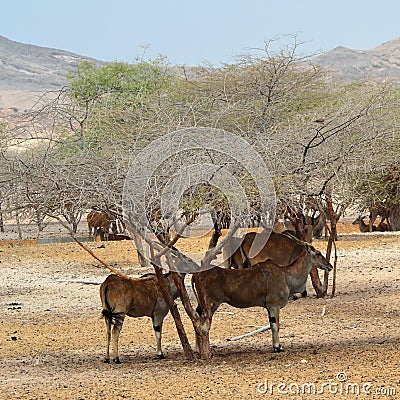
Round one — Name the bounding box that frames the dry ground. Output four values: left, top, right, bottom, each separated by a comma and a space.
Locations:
0, 224, 399, 399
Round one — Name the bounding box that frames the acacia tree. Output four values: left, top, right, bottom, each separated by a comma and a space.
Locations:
263, 80, 397, 296
349, 121, 400, 231
174, 40, 398, 297
1, 58, 178, 233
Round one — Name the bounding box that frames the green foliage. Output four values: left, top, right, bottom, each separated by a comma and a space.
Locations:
64, 58, 186, 154
67, 59, 173, 104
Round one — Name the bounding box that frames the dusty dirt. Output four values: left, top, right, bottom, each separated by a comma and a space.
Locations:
0, 224, 399, 399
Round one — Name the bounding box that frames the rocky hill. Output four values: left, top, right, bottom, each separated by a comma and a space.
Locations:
313, 37, 400, 82
0, 35, 102, 110
1, 35, 400, 110
0, 35, 101, 91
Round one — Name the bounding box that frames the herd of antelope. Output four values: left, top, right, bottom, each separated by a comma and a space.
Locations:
88, 203, 396, 362
98, 224, 333, 363
352, 205, 393, 232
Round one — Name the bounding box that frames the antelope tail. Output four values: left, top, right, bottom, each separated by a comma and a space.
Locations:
101, 285, 113, 322
101, 285, 124, 325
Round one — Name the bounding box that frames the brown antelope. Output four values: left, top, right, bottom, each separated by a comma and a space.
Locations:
100, 273, 180, 363
193, 244, 333, 353
240, 231, 306, 268
107, 233, 131, 241
369, 206, 391, 232
376, 221, 390, 232
224, 230, 311, 298
352, 216, 377, 232
87, 211, 116, 241
224, 231, 302, 269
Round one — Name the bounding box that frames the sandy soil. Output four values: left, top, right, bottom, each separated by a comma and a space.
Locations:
0, 224, 399, 399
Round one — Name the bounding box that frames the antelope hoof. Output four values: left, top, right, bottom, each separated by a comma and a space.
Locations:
157, 353, 166, 360
273, 345, 284, 353
103, 358, 110, 364
112, 358, 121, 364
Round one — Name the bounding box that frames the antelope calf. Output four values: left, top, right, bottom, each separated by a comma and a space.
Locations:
100, 273, 180, 363
193, 244, 333, 353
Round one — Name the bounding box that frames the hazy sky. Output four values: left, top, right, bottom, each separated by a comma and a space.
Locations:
2, 1, 400, 65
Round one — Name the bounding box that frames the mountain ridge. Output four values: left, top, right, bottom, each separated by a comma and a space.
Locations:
1, 35, 400, 110
313, 37, 400, 82
0, 35, 101, 92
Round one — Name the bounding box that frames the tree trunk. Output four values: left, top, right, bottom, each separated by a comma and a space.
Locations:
15, 210, 22, 244
195, 320, 212, 360
323, 240, 333, 293
191, 269, 214, 360
36, 210, 45, 232
309, 193, 339, 298
309, 267, 325, 297
152, 262, 195, 361
131, 230, 148, 268
389, 206, 400, 231
183, 217, 223, 360
63, 210, 82, 234
170, 270, 212, 360
323, 197, 337, 294
0, 202, 4, 233
72, 219, 79, 234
